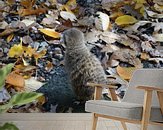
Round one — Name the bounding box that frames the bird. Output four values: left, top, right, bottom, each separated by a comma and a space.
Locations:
63, 28, 108, 102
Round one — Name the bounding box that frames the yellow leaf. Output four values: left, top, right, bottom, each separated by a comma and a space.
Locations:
7, 33, 14, 43
23, 46, 36, 57
6, 72, 25, 88
39, 28, 61, 38
8, 44, 23, 58
34, 50, 46, 64
140, 6, 145, 16
66, 0, 76, 6
116, 65, 137, 80
115, 15, 138, 26
37, 95, 46, 105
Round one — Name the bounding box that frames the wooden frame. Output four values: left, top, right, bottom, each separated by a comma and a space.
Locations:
87, 82, 163, 130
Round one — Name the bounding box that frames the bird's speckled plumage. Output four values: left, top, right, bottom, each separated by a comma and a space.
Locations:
63, 28, 107, 101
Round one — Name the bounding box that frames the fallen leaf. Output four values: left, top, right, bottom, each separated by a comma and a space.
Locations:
6, 73, 25, 88
95, 12, 110, 31
45, 61, 53, 71
140, 52, 150, 60
23, 46, 36, 57
34, 50, 47, 64
0, 28, 17, 37
154, 4, 163, 13
0, 21, 8, 29
6, 0, 15, 4
18, 8, 46, 17
60, 11, 77, 22
25, 77, 44, 92
7, 34, 14, 43
153, 34, 163, 42
39, 28, 61, 38
8, 44, 23, 58
116, 65, 137, 80
21, 19, 35, 27
115, 15, 138, 26
20, 0, 36, 9
37, 95, 46, 105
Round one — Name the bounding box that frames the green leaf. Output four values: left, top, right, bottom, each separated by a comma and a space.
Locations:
9, 92, 43, 106
0, 123, 19, 130
115, 15, 138, 26
0, 64, 14, 90
0, 104, 12, 113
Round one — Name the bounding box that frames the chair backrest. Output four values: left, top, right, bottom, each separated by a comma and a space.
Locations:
123, 69, 163, 107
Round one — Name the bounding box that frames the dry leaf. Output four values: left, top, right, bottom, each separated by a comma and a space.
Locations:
20, 0, 36, 9
0, 28, 17, 37
7, 33, 14, 43
23, 46, 36, 57
0, 21, 8, 29
116, 65, 137, 80
115, 15, 138, 26
21, 19, 35, 27
25, 77, 44, 92
18, 8, 46, 17
45, 61, 53, 71
60, 11, 77, 22
34, 50, 46, 64
154, 4, 163, 13
39, 28, 61, 38
95, 12, 110, 31
8, 44, 23, 58
37, 95, 46, 105
153, 34, 163, 42
6, 73, 25, 88
141, 52, 150, 60
6, 0, 15, 4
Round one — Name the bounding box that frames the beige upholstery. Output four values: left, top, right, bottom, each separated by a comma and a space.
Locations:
86, 100, 163, 122
85, 69, 163, 128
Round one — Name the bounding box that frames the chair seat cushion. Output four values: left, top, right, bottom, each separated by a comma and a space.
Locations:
85, 100, 163, 122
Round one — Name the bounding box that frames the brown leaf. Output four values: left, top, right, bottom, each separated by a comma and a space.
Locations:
109, 49, 142, 67
18, 8, 46, 16
45, 61, 53, 71
0, 28, 17, 37
6, 73, 25, 88
116, 65, 137, 80
20, 0, 36, 9
140, 52, 150, 60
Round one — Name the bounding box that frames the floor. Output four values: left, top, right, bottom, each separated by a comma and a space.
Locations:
0, 113, 140, 130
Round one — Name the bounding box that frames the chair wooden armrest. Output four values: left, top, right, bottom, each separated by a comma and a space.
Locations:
87, 82, 118, 101
137, 85, 163, 128
86, 82, 117, 89
137, 86, 163, 92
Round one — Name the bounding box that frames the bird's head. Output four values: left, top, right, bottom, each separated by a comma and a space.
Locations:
61, 28, 85, 48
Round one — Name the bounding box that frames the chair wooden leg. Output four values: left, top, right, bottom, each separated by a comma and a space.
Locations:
141, 90, 152, 130
92, 113, 98, 130
121, 121, 127, 130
